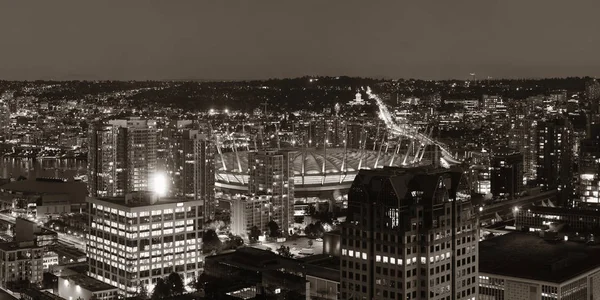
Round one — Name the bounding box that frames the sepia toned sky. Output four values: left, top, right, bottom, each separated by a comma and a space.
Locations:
1, 0, 599, 80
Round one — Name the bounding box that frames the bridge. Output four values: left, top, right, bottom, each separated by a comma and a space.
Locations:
365, 87, 462, 167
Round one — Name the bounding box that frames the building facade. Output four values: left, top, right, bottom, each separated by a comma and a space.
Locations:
230, 195, 271, 237
0, 241, 44, 288
536, 118, 574, 206
508, 118, 537, 181
248, 150, 295, 235
479, 232, 600, 300
490, 148, 524, 199
88, 118, 157, 197
87, 192, 203, 296
176, 130, 216, 221
340, 166, 478, 300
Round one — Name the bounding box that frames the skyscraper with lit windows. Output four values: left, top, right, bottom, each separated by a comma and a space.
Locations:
248, 149, 295, 236
88, 118, 157, 197
340, 166, 478, 300
536, 118, 574, 206
177, 129, 216, 221
87, 192, 203, 297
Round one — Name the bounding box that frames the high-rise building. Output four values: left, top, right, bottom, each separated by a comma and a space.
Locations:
340, 166, 478, 300
578, 136, 600, 205
176, 130, 216, 221
536, 118, 574, 206
0, 103, 9, 139
88, 118, 157, 197
587, 79, 600, 114
482, 95, 502, 113
490, 147, 524, 199
87, 192, 203, 296
229, 195, 271, 237
508, 119, 537, 181
248, 149, 295, 236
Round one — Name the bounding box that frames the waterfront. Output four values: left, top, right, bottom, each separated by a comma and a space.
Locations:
0, 158, 86, 180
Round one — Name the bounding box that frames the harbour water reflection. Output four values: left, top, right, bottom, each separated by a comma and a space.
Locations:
0, 158, 86, 180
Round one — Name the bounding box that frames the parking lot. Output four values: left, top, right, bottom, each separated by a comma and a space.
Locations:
251, 236, 324, 258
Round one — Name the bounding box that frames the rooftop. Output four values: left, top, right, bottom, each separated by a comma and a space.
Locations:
0, 179, 87, 203
62, 274, 117, 292
299, 254, 340, 282
218, 148, 429, 175
0, 241, 42, 251
479, 232, 600, 283
90, 193, 200, 208
526, 206, 600, 217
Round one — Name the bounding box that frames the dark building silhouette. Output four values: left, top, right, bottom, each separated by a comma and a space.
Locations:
536, 118, 574, 206
340, 166, 478, 300
490, 147, 523, 199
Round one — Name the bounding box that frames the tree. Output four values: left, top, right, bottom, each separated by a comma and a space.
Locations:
267, 220, 280, 237
151, 278, 170, 300
249, 225, 261, 242
166, 272, 185, 296
277, 245, 293, 258
203, 229, 222, 254
136, 282, 149, 300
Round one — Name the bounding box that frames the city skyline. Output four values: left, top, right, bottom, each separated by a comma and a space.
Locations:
1, 1, 600, 81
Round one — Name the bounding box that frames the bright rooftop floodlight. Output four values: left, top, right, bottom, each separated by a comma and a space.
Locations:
152, 172, 169, 197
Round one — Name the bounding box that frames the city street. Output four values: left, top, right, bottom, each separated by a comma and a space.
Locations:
0, 213, 85, 250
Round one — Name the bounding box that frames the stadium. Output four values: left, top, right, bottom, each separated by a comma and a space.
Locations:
215, 147, 433, 200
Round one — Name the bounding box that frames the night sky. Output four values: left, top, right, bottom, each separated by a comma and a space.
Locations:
1, 0, 599, 80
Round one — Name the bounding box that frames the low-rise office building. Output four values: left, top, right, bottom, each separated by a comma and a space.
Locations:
59, 274, 119, 300
479, 232, 600, 299
0, 241, 44, 288
87, 192, 203, 296
515, 206, 600, 233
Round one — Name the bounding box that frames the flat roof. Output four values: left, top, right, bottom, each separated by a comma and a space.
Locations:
61, 274, 117, 292
527, 206, 600, 217
299, 254, 340, 282
89, 196, 201, 208
0, 241, 43, 251
0, 179, 87, 203
479, 232, 600, 283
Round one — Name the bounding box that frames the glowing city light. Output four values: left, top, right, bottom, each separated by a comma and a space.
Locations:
152, 172, 169, 197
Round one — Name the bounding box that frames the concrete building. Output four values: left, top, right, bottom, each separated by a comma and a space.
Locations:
479, 232, 600, 299
483, 95, 502, 113
59, 274, 119, 300
203, 247, 339, 299
87, 192, 203, 296
491, 147, 524, 199
88, 118, 157, 197
340, 166, 478, 300
0, 241, 44, 288
15, 218, 57, 247
176, 130, 215, 221
248, 149, 295, 235
508, 118, 537, 181
229, 195, 271, 238
0, 178, 87, 214
536, 118, 574, 206
515, 206, 600, 234
578, 137, 600, 205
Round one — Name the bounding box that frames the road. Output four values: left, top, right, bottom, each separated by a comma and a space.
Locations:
0, 213, 85, 251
